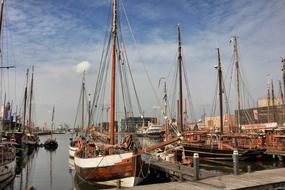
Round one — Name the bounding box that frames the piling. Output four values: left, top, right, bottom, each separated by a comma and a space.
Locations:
116, 179, 121, 189
193, 153, 199, 181
247, 165, 251, 173
233, 150, 239, 175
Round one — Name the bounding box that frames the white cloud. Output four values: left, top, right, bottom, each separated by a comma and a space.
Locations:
73, 61, 92, 74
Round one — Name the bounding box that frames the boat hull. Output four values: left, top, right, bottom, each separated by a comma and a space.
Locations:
0, 158, 16, 182
44, 139, 58, 151
69, 145, 77, 158
74, 152, 143, 187
181, 143, 265, 161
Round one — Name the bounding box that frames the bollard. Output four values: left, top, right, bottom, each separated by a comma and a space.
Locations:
116, 179, 121, 189
193, 153, 199, 181
179, 173, 183, 182
233, 150, 239, 175
247, 165, 251, 173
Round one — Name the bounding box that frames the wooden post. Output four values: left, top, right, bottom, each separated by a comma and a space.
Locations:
116, 179, 121, 189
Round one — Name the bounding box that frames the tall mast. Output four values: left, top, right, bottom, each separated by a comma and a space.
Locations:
110, 0, 117, 145
81, 72, 85, 132
23, 69, 29, 134
271, 80, 276, 122
267, 81, 271, 122
28, 65, 34, 133
177, 24, 183, 133
163, 81, 169, 141
281, 58, 285, 124
232, 36, 241, 133
279, 80, 284, 123
0, 0, 4, 117
51, 105, 55, 139
0, 0, 4, 41
217, 48, 223, 134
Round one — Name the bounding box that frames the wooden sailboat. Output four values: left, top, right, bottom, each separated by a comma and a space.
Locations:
44, 105, 58, 150
0, 0, 16, 183
74, 0, 182, 186
74, 1, 143, 187
23, 65, 39, 154
181, 45, 265, 161
69, 73, 86, 158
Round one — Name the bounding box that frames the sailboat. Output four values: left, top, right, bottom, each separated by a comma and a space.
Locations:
181, 42, 265, 161
74, 0, 144, 187
23, 65, 39, 154
44, 105, 58, 150
69, 73, 86, 158
0, 0, 16, 183
74, 0, 182, 187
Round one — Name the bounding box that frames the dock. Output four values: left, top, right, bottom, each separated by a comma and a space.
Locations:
147, 158, 221, 181
129, 167, 285, 190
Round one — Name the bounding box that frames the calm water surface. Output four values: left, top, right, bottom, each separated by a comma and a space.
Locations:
2, 134, 285, 190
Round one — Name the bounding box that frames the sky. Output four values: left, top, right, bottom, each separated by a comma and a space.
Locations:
1, 0, 285, 128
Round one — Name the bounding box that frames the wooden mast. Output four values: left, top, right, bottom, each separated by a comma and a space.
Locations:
163, 81, 169, 141
279, 80, 284, 123
28, 65, 34, 133
22, 69, 29, 134
51, 105, 55, 139
217, 48, 223, 134
177, 24, 183, 133
232, 36, 241, 133
267, 81, 271, 122
81, 72, 85, 133
110, 0, 117, 145
281, 58, 285, 125
271, 80, 276, 122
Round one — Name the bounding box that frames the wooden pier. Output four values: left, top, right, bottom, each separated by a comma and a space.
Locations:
129, 167, 285, 190
147, 158, 220, 181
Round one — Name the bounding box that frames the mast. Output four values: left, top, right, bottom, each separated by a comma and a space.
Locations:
177, 24, 183, 133
163, 81, 169, 141
271, 80, 276, 122
279, 80, 284, 123
22, 69, 29, 134
51, 105, 55, 139
28, 65, 34, 133
0, 0, 4, 127
232, 36, 241, 133
81, 72, 85, 132
267, 81, 271, 122
217, 48, 223, 134
110, 0, 117, 145
281, 58, 285, 122
0, 0, 4, 41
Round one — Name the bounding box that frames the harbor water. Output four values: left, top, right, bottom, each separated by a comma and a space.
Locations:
2, 134, 285, 190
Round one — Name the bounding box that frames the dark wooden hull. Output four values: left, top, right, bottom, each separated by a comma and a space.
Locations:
44, 139, 58, 151
181, 143, 266, 161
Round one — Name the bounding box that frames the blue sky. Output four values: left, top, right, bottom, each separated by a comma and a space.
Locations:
2, 0, 285, 127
